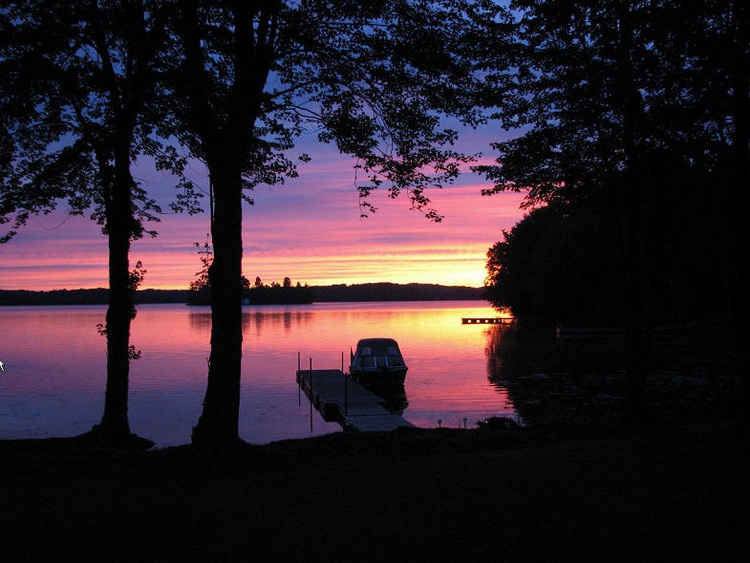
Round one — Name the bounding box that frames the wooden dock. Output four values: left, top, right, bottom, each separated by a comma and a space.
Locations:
461, 317, 515, 324
296, 369, 414, 432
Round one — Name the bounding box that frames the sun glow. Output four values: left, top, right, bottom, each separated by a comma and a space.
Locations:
0, 153, 525, 291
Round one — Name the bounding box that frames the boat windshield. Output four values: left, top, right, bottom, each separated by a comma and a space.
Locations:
355, 341, 405, 368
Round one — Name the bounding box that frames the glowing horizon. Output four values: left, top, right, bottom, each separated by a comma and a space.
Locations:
0, 146, 525, 292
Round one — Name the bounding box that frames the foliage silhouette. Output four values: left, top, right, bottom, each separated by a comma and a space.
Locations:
0, 1, 192, 447
166, 0, 505, 446
479, 0, 749, 417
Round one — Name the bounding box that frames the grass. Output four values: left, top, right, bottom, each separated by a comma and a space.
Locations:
1, 411, 748, 562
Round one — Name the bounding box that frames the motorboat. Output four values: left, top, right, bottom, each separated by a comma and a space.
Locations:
349, 337, 408, 388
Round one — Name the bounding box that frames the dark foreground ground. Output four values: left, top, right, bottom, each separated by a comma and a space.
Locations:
1, 404, 748, 562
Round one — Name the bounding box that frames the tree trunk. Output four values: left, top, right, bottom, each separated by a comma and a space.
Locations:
96, 152, 136, 444
178, 0, 275, 447
191, 163, 244, 447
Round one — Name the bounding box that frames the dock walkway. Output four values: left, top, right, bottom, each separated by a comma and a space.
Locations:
461, 317, 515, 325
296, 369, 414, 432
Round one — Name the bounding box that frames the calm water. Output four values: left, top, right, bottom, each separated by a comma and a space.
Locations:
0, 301, 515, 447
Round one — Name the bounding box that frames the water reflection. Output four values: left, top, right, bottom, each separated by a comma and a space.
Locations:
484, 323, 551, 423
368, 384, 409, 414
1, 302, 517, 446
484, 322, 634, 425
188, 307, 315, 335
188, 309, 211, 331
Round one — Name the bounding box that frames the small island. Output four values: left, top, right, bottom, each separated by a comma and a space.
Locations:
186, 276, 315, 306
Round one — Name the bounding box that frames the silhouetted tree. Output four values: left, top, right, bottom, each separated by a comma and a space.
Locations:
166, 0, 503, 446
0, 1, 188, 446
188, 234, 253, 305
187, 233, 213, 305
478, 0, 749, 417
242, 277, 313, 304
486, 199, 631, 325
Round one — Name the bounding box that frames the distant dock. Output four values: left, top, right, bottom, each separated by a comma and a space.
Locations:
461, 317, 515, 325
296, 368, 414, 432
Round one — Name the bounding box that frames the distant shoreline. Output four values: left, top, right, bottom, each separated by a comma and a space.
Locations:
0, 283, 486, 306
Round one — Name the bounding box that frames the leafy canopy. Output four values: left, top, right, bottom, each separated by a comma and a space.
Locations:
0, 0, 191, 244
166, 0, 510, 221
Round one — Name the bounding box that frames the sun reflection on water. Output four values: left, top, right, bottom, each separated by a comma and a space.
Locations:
1, 301, 517, 446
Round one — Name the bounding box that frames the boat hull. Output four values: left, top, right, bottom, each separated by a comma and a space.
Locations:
349, 367, 408, 388
349, 337, 408, 389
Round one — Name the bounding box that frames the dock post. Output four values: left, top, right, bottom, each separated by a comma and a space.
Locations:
342, 352, 348, 416
309, 357, 313, 432
297, 352, 301, 406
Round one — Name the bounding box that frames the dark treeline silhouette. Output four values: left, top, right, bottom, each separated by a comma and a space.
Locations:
3, 283, 481, 306
480, 1, 748, 419
314, 283, 483, 302
484, 194, 701, 328
187, 275, 314, 305
0, 289, 111, 306
186, 238, 315, 305
245, 278, 314, 305
0, 288, 187, 306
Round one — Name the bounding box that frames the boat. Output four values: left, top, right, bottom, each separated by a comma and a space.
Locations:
349, 337, 408, 388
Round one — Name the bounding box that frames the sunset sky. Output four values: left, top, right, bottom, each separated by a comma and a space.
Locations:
0, 128, 526, 291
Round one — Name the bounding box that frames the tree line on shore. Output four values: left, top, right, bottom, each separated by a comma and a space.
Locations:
0, 283, 483, 306
477, 1, 748, 421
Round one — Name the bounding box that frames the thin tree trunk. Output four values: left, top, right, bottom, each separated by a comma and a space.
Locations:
97, 152, 136, 444
101, 223, 133, 438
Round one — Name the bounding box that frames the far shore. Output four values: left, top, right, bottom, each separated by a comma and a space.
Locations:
0, 282, 486, 306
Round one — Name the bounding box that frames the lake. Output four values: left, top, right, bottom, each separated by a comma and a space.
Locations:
0, 301, 516, 447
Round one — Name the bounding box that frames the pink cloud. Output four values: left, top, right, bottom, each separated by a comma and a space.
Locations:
1, 141, 525, 291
